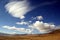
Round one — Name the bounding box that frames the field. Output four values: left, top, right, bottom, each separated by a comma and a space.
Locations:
0, 30, 60, 40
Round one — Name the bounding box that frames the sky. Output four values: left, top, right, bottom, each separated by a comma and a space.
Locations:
0, 0, 60, 34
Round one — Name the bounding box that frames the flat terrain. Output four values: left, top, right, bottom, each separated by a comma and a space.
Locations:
0, 30, 60, 40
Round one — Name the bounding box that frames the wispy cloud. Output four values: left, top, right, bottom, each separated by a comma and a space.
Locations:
32, 0, 58, 8
2, 25, 33, 34
5, 0, 32, 19
16, 21, 29, 25
5, 0, 57, 19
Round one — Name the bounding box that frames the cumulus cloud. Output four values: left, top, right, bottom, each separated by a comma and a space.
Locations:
5, 0, 32, 19
2, 25, 33, 34
32, 16, 43, 20
3, 14, 60, 34
15, 15, 60, 34
36, 16, 43, 20
25, 29, 33, 34
2, 21, 60, 34
29, 21, 60, 34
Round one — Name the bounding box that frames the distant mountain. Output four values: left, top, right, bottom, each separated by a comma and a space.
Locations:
0, 32, 28, 36
0, 33, 10, 36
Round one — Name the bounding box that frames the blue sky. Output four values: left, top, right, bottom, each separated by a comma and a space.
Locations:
0, 0, 60, 34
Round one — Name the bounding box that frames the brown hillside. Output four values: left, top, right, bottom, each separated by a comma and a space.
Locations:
0, 30, 60, 40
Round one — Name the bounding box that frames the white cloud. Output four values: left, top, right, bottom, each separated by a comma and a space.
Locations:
2, 26, 16, 30
2, 21, 60, 34
5, 0, 32, 19
16, 21, 28, 25
32, 16, 43, 20
29, 21, 60, 34
36, 16, 43, 20
2, 25, 33, 34
25, 29, 33, 34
